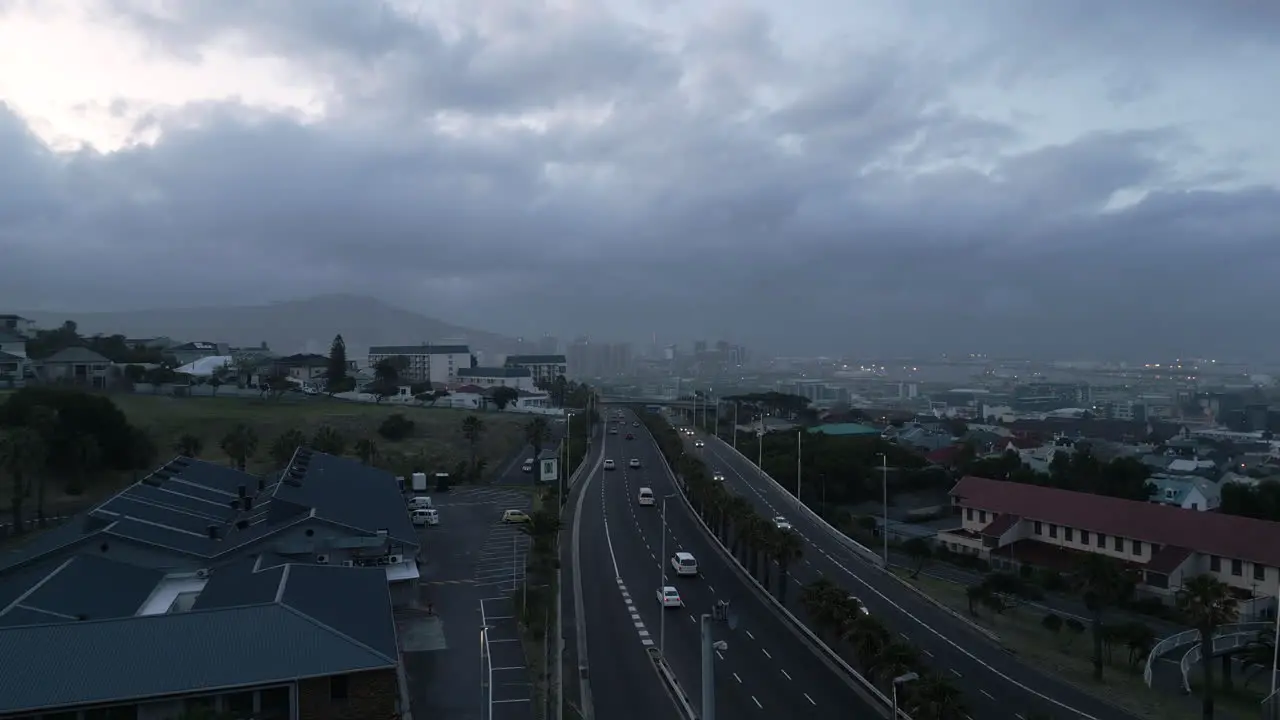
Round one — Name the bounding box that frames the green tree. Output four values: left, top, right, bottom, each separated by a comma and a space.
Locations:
66, 434, 101, 495
0, 427, 46, 532
220, 423, 259, 471
524, 417, 550, 462
1075, 554, 1133, 681
175, 434, 204, 458
903, 537, 933, 578
492, 385, 520, 410
355, 438, 379, 465
1177, 574, 1239, 719
310, 425, 346, 456
905, 673, 969, 720
326, 334, 349, 393
461, 415, 486, 480
269, 429, 306, 466
770, 528, 804, 605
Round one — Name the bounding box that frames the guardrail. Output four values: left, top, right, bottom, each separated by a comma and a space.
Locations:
648, 647, 698, 719
682, 421, 884, 568
1176, 622, 1275, 694
637, 416, 905, 719
1143, 622, 1270, 687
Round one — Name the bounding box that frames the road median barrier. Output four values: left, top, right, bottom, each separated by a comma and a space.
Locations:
648, 647, 698, 719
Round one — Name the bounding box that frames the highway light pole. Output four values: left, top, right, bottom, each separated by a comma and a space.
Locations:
1271, 595, 1279, 698
659, 493, 676, 655
795, 429, 803, 506
891, 672, 918, 719
878, 452, 889, 566
701, 614, 715, 720
732, 403, 739, 450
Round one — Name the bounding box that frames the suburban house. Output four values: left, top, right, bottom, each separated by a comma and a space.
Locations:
1148, 475, 1221, 511
367, 344, 472, 384
126, 336, 176, 350
940, 476, 1280, 614
1004, 418, 1188, 444
0, 351, 24, 387
0, 314, 35, 337
456, 366, 535, 391
166, 341, 229, 367
807, 422, 882, 438
35, 346, 116, 389
0, 331, 27, 358
273, 353, 331, 382
504, 354, 568, 385
444, 384, 560, 414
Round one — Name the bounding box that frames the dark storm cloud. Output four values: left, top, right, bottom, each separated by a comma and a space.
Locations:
0, 1, 1277, 359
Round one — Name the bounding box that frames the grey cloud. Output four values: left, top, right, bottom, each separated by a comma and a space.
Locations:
1, 2, 1277, 360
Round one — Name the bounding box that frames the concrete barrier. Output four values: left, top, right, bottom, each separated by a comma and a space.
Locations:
648, 647, 698, 719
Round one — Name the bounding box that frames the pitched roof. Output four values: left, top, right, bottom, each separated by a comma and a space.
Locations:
272, 450, 418, 548
0, 331, 25, 345
453, 384, 486, 394
43, 346, 112, 364
458, 366, 531, 378
0, 350, 23, 361
505, 354, 566, 365
808, 422, 881, 436
369, 344, 470, 356
951, 476, 1280, 568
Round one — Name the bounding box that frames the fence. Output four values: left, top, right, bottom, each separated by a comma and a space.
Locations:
1143, 622, 1272, 687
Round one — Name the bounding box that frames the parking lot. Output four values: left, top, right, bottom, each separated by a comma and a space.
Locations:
402, 486, 535, 720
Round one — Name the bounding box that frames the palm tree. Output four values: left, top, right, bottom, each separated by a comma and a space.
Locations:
220, 423, 259, 471
355, 438, 380, 465
25, 405, 57, 525
269, 429, 306, 466
801, 578, 850, 639
0, 427, 45, 533
903, 537, 933, 578
311, 425, 346, 455
518, 509, 562, 556
871, 640, 919, 687
524, 417, 550, 462
67, 434, 101, 495
965, 583, 989, 615
843, 614, 891, 672
725, 496, 755, 559
770, 528, 804, 605
742, 514, 773, 584
461, 415, 485, 480
906, 673, 969, 720
175, 434, 203, 458
1177, 574, 1239, 720
1075, 554, 1132, 681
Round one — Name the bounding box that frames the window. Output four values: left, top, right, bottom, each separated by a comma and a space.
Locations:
259, 686, 292, 720
979, 511, 987, 523
1113, 536, 1124, 553
331, 674, 350, 700
1034, 521, 1043, 534
1048, 524, 1057, 539
1210, 556, 1221, 572
1080, 530, 1090, 545
1064, 527, 1074, 542
185, 697, 216, 714
226, 691, 255, 715
1096, 533, 1106, 548
1132, 541, 1143, 556
1232, 559, 1243, 576
966, 508, 974, 521
1255, 564, 1267, 581
84, 706, 139, 720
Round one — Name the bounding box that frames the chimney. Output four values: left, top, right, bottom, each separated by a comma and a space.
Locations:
238, 485, 247, 498
243, 497, 253, 511
207, 524, 219, 540
258, 478, 266, 491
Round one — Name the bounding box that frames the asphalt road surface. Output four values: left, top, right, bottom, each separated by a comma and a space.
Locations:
589, 408, 881, 719
685, 423, 1141, 720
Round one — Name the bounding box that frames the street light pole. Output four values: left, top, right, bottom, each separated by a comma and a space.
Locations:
659, 496, 669, 654
733, 402, 739, 450
795, 429, 803, 505
701, 613, 716, 720
879, 452, 889, 565
891, 672, 918, 719
1270, 593, 1279, 697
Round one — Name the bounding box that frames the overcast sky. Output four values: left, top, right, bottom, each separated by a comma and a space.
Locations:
1, 1, 1277, 360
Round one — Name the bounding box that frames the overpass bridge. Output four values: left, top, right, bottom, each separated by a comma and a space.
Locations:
599, 395, 708, 410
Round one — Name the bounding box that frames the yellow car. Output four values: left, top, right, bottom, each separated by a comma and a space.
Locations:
502, 509, 531, 524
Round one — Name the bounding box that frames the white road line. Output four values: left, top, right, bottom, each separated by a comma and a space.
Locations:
761, 648, 771, 659
804, 693, 816, 706
981, 689, 994, 699
733, 672, 743, 684
752, 696, 763, 709
780, 669, 792, 680
951, 669, 962, 678
899, 632, 910, 640
745, 630, 755, 640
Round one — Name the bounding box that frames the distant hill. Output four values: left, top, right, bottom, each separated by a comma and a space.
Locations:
17, 294, 522, 358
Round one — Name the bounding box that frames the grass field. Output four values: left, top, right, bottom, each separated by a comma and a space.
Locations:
0, 394, 531, 524
894, 570, 1261, 720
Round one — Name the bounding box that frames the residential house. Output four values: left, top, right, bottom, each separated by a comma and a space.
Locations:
273, 353, 331, 382
126, 336, 175, 350
0, 351, 24, 387
444, 384, 560, 414
0, 330, 26, 358
504, 354, 568, 385
0, 557, 402, 719
1006, 418, 1186, 444
166, 341, 228, 367
0, 314, 35, 337
1148, 474, 1221, 511
940, 476, 1280, 614
367, 344, 472, 384
888, 424, 954, 452
457, 366, 535, 392
807, 422, 881, 438
36, 346, 115, 389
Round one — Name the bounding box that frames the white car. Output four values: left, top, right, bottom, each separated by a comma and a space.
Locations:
694, 440, 705, 448
657, 586, 684, 608
712, 472, 725, 482
671, 552, 699, 576
773, 516, 793, 531
603, 459, 616, 471
850, 595, 870, 615
629, 458, 641, 469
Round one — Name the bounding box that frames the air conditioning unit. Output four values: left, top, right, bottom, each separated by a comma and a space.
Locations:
341, 560, 355, 567
387, 554, 403, 564
195, 568, 210, 579
316, 554, 330, 564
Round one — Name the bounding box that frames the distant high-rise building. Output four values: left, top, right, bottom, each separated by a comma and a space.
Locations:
694, 340, 708, 355
536, 334, 559, 354
567, 337, 633, 378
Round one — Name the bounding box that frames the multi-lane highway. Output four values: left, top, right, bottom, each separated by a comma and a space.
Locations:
681, 421, 1141, 720
578, 407, 883, 719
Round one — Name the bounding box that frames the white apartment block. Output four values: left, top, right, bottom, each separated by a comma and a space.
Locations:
367, 344, 472, 385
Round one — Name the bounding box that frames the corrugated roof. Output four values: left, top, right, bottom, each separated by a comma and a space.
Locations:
272, 451, 418, 549
808, 422, 881, 436
10, 555, 164, 622
43, 346, 112, 364
952, 476, 1280, 568
0, 604, 396, 714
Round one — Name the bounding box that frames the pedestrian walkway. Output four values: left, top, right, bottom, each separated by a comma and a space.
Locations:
483, 596, 535, 720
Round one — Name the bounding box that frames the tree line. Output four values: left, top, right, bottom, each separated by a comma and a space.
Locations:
640, 411, 968, 719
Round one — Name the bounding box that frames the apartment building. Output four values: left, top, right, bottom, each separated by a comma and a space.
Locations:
504, 354, 567, 385
367, 344, 472, 384
457, 366, 535, 391
940, 476, 1280, 610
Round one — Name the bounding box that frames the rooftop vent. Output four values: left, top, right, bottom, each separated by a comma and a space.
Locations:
236, 519, 249, 529
237, 484, 247, 498
206, 524, 220, 540
258, 478, 267, 491
171, 458, 191, 468
243, 497, 253, 512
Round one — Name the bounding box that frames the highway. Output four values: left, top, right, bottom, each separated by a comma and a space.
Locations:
682, 422, 1142, 720
588, 408, 881, 719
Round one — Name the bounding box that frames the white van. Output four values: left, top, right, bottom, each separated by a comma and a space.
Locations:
670, 552, 698, 576
637, 488, 655, 506
409, 496, 433, 510
411, 508, 439, 526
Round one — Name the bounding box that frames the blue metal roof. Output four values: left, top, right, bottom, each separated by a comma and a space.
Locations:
272, 451, 418, 549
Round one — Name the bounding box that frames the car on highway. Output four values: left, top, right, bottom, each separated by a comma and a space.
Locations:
502, 509, 530, 524
411, 508, 439, 526
772, 516, 793, 531
657, 586, 684, 608
603, 459, 616, 471
638, 487, 655, 506
608, 427, 618, 435
625, 433, 634, 440
632, 421, 640, 427
629, 458, 641, 469
694, 440, 705, 448
670, 552, 699, 576
522, 459, 534, 472
850, 595, 870, 615
712, 471, 725, 482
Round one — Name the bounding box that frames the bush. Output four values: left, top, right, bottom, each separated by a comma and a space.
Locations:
378, 413, 415, 441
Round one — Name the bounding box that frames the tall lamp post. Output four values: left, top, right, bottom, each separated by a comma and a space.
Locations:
891, 672, 918, 718
877, 452, 889, 566
658, 492, 678, 654
732, 402, 739, 450
795, 428, 803, 506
